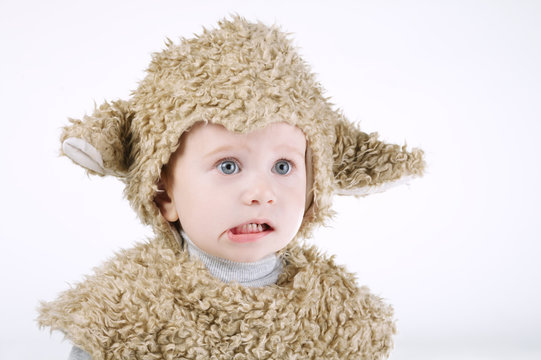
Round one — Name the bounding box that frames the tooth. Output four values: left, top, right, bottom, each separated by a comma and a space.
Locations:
235, 223, 268, 234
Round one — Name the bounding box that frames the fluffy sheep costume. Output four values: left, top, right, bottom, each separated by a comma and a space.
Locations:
38, 16, 425, 360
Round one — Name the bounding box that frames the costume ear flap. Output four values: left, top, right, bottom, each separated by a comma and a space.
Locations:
60, 100, 134, 177
333, 117, 425, 196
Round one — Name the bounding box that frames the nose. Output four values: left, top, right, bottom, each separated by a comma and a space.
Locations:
241, 173, 276, 206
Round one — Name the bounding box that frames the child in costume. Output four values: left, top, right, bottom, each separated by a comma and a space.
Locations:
38, 16, 425, 360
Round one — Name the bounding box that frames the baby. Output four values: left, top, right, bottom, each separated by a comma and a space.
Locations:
156, 121, 307, 265
38, 16, 424, 360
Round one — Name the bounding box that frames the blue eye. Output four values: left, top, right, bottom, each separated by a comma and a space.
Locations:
218, 160, 239, 175
274, 160, 291, 175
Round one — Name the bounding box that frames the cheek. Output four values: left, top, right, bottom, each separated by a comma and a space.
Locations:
175, 178, 231, 220
282, 180, 307, 218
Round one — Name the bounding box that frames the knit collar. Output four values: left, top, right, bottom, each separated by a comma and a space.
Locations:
180, 230, 282, 287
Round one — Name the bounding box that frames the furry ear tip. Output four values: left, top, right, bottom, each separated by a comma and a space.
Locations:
333, 118, 427, 196
408, 146, 427, 175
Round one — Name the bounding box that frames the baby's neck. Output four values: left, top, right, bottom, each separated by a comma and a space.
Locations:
180, 230, 282, 287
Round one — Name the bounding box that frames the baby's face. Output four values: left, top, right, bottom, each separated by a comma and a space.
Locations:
161, 121, 307, 262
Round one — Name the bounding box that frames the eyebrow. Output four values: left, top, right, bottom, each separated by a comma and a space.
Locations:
204, 144, 305, 159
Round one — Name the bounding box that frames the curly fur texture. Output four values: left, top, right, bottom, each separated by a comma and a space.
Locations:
61, 100, 134, 177
333, 116, 425, 193
44, 16, 425, 359
38, 238, 395, 360
59, 16, 424, 252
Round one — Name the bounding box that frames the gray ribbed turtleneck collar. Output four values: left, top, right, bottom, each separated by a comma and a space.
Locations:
180, 230, 283, 287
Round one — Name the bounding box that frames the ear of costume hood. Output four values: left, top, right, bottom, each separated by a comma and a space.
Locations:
60, 100, 133, 177
333, 116, 425, 196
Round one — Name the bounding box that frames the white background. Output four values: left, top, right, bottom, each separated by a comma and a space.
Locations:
1, 1, 540, 359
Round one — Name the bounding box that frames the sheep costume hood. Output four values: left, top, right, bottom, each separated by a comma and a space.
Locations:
38, 16, 425, 360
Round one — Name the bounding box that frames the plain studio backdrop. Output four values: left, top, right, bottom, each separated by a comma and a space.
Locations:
1, 1, 539, 359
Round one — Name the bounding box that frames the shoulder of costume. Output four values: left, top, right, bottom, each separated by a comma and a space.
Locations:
37, 239, 395, 359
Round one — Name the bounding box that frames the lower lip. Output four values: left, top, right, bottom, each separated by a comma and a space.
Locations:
227, 229, 273, 243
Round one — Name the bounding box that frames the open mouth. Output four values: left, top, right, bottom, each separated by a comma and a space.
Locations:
230, 223, 273, 235
227, 220, 274, 243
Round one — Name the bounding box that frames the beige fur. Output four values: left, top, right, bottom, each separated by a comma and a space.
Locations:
40, 15, 425, 359
58, 16, 424, 251
38, 236, 395, 359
